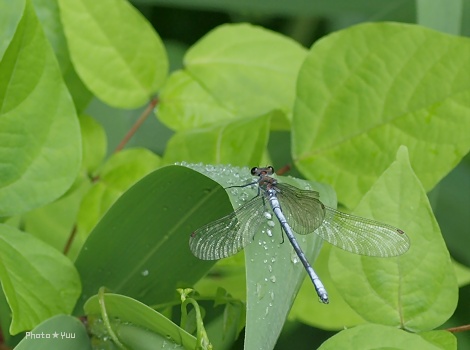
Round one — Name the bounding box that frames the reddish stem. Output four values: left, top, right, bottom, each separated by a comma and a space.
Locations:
113, 97, 159, 153
276, 164, 291, 175
445, 324, 470, 333
63, 224, 77, 256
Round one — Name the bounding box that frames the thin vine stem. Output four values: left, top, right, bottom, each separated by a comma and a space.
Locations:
113, 96, 159, 153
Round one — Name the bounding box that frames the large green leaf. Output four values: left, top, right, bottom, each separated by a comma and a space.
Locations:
157, 23, 306, 130
0, 0, 81, 216
293, 22, 470, 209
163, 114, 271, 166
73, 165, 233, 314
182, 164, 337, 350
0, 225, 81, 334
243, 175, 336, 350
329, 146, 458, 331
58, 0, 168, 108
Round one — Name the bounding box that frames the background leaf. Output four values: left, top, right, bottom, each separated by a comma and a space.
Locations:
58, 0, 168, 108
293, 22, 470, 209
0, 0, 81, 216
0, 225, 81, 334
318, 323, 455, 350
329, 147, 458, 331
157, 23, 306, 130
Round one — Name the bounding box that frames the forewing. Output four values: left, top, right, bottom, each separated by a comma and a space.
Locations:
276, 183, 326, 235
189, 195, 267, 260
315, 206, 410, 257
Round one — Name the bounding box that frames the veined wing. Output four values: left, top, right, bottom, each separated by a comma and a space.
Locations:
315, 206, 410, 257
189, 195, 267, 260
276, 183, 326, 235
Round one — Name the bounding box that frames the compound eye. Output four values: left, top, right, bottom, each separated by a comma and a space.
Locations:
250, 167, 258, 175
267, 166, 274, 174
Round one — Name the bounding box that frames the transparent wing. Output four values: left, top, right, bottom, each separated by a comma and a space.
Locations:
189, 195, 268, 260
276, 183, 326, 235
315, 206, 410, 257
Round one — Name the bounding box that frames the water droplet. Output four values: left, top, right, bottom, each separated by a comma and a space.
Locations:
141, 270, 149, 276
264, 212, 272, 220
291, 251, 299, 264
267, 220, 275, 227
268, 265, 272, 272
263, 259, 268, 264
270, 275, 276, 283
266, 229, 272, 237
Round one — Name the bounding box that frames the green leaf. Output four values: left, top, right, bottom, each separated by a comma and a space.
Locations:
32, 0, 72, 72
318, 324, 453, 350
243, 175, 336, 350
84, 293, 196, 349
419, 330, 458, 350
157, 23, 306, 130
0, 224, 81, 334
76, 148, 160, 243
78, 114, 107, 175
73, 165, 233, 313
329, 146, 458, 331
14, 314, 92, 350
31, 0, 93, 112
0, 0, 81, 216
293, 22, 470, 209
182, 163, 344, 349
163, 114, 271, 166
58, 0, 168, 108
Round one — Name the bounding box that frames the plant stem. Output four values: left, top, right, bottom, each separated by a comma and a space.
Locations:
445, 324, 470, 333
113, 96, 159, 153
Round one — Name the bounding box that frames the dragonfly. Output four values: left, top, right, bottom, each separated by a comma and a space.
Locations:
189, 166, 410, 303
